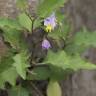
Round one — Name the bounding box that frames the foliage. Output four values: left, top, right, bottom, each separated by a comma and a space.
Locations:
3, 28, 22, 49
13, 52, 29, 79
0, 67, 18, 88
44, 51, 96, 71
27, 67, 51, 80
18, 13, 32, 32
47, 80, 62, 96
37, 0, 66, 17
0, 54, 18, 88
65, 28, 96, 55
0, 18, 21, 30
0, 0, 96, 96
8, 85, 29, 96
73, 28, 96, 47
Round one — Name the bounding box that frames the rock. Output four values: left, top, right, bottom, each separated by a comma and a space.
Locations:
0, 0, 38, 18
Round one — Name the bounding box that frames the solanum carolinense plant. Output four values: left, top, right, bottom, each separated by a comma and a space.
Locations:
0, 0, 96, 96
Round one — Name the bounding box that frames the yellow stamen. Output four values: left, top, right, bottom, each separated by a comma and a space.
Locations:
45, 25, 52, 32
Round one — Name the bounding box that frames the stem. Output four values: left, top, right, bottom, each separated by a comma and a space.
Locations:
27, 69, 38, 75
32, 18, 35, 33
30, 82, 44, 96
32, 63, 49, 67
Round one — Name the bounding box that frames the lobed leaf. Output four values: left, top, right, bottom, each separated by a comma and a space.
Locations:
13, 52, 30, 79
73, 29, 96, 47
0, 53, 18, 88
37, 0, 66, 17
18, 13, 32, 32
1, 67, 18, 87
65, 29, 96, 55
3, 28, 21, 49
44, 51, 96, 71
0, 18, 22, 30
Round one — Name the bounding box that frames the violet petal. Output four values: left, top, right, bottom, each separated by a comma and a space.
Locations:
42, 39, 51, 49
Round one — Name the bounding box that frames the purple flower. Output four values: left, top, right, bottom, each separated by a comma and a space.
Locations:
44, 13, 57, 32
42, 39, 51, 49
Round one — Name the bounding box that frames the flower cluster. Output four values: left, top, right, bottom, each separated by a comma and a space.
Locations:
41, 13, 57, 50
44, 13, 57, 32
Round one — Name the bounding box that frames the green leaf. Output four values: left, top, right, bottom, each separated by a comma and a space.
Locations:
27, 67, 51, 80
33, 18, 42, 30
0, 18, 22, 30
73, 29, 96, 47
0, 55, 14, 73
37, 0, 66, 17
48, 18, 71, 40
13, 52, 29, 79
8, 85, 29, 96
3, 28, 28, 50
47, 80, 62, 96
44, 51, 96, 71
0, 67, 18, 88
3, 28, 22, 49
18, 13, 32, 32
0, 53, 18, 88
16, 0, 28, 11
65, 43, 87, 55
1, 67, 18, 86
48, 28, 63, 40
66, 29, 96, 55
